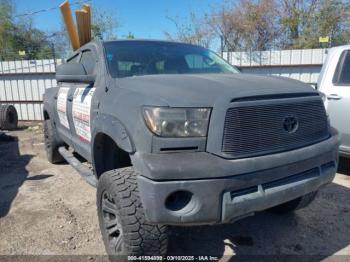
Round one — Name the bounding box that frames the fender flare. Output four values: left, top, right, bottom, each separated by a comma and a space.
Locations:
91, 114, 135, 154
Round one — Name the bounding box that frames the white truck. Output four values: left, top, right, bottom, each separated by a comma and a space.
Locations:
318, 45, 350, 158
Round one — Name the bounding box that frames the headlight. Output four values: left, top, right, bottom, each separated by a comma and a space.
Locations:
143, 107, 211, 137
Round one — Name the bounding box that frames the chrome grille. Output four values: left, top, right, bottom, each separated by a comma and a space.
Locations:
222, 98, 329, 158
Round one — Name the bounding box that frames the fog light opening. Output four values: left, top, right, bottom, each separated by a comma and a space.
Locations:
165, 190, 193, 212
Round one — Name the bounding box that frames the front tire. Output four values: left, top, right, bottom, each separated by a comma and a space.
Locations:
97, 167, 168, 260
269, 191, 318, 214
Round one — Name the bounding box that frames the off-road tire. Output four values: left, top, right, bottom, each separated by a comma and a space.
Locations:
269, 191, 318, 214
0, 104, 18, 130
97, 167, 168, 261
43, 119, 64, 164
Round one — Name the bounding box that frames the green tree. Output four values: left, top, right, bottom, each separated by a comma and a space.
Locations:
206, 0, 279, 51
0, 0, 15, 59
91, 8, 119, 40
164, 13, 214, 48
0, 0, 55, 60
126, 32, 135, 39
170, 0, 350, 51
12, 18, 53, 59
273, 0, 350, 48
313, 0, 350, 47
0, 1, 120, 60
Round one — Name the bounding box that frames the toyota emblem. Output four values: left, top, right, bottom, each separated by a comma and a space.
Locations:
283, 116, 299, 133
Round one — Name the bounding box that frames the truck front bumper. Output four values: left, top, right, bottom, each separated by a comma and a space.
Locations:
134, 130, 340, 225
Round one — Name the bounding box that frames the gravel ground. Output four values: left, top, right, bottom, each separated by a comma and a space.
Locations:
0, 124, 349, 260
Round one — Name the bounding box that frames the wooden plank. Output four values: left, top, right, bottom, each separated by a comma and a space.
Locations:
76, 10, 88, 45
82, 10, 90, 43
60, 1, 80, 50
82, 4, 91, 42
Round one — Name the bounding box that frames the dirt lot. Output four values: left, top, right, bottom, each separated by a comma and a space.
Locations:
0, 123, 349, 260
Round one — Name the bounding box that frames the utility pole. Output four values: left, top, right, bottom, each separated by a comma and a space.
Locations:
51, 42, 56, 70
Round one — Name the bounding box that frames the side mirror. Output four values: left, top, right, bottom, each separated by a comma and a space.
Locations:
56, 63, 95, 84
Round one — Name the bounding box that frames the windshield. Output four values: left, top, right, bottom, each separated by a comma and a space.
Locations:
103, 41, 239, 78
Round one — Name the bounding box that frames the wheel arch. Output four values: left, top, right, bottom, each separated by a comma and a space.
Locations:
92, 132, 133, 178
91, 115, 135, 178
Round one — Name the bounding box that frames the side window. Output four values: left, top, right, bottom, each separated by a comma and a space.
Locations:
155, 61, 165, 72
333, 50, 350, 86
80, 50, 96, 75
117, 61, 143, 77
185, 54, 211, 69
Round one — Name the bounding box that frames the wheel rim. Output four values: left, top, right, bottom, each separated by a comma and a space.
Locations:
101, 191, 123, 253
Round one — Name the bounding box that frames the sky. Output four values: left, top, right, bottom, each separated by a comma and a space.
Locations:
14, 0, 221, 40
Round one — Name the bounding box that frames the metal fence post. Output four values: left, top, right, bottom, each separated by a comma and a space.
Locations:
51, 43, 57, 71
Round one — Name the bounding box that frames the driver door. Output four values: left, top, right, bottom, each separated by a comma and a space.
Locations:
324, 49, 350, 155
67, 49, 97, 160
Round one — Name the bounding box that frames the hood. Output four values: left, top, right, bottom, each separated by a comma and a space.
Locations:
117, 73, 317, 107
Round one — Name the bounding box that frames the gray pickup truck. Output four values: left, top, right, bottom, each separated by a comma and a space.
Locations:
43, 39, 340, 258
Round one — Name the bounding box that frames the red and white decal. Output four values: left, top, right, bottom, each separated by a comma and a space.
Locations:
56, 87, 70, 129
72, 87, 95, 142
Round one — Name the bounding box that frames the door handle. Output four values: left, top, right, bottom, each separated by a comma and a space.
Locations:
327, 94, 342, 100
